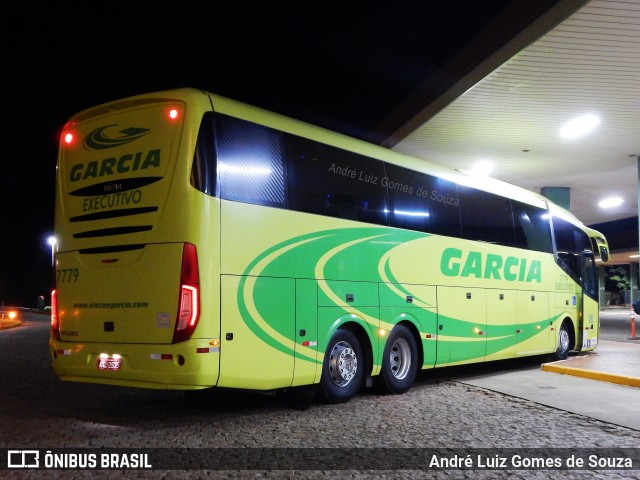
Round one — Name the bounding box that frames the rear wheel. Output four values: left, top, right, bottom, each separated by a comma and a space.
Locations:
551, 322, 571, 361
319, 329, 364, 403
378, 324, 418, 394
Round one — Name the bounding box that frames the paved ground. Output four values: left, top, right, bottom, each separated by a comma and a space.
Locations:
599, 309, 640, 344
0, 311, 638, 479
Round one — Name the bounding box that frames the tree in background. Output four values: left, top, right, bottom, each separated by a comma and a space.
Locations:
605, 265, 631, 305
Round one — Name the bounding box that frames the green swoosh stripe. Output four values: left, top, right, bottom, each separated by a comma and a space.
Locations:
236, 226, 556, 366
237, 227, 426, 359
381, 255, 433, 307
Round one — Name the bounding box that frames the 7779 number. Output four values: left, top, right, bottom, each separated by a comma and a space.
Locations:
56, 268, 79, 283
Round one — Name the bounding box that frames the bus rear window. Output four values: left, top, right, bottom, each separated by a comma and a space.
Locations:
191, 112, 217, 196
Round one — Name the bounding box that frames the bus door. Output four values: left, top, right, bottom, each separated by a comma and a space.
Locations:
579, 251, 599, 351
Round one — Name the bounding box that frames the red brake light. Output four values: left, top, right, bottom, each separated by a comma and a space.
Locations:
168, 108, 179, 120
172, 243, 200, 343
51, 289, 60, 340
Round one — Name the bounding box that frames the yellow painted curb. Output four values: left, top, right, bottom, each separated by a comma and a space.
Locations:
541, 363, 640, 388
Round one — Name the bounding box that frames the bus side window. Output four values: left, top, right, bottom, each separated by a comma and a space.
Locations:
216, 115, 287, 208
582, 253, 597, 297
384, 163, 461, 237
512, 201, 553, 253
458, 186, 515, 247
553, 216, 591, 282
284, 134, 389, 226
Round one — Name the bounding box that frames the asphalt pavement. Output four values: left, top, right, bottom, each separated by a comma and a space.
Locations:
1, 308, 637, 429
0, 309, 638, 479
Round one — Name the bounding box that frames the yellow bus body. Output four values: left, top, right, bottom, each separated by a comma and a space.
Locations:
50, 88, 608, 398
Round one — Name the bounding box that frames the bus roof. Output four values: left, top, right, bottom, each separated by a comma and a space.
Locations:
69, 87, 604, 239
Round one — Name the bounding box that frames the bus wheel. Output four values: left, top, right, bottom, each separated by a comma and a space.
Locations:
319, 329, 364, 404
551, 322, 571, 361
378, 324, 418, 394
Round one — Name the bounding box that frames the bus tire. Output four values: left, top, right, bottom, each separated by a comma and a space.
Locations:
319, 329, 364, 404
551, 321, 571, 361
378, 324, 418, 394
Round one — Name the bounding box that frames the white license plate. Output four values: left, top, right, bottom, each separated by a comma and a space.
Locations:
97, 357, 122, 371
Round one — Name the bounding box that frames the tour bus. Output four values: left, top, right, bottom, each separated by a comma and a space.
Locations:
50, 88, 610, 404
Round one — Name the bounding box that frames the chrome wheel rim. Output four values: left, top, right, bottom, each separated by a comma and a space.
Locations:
328, 341, 358, 387
558, 328, 570, 354
388, 337, 411, 379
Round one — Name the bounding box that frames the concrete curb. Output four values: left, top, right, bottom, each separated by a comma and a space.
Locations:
541, 363, 640, 388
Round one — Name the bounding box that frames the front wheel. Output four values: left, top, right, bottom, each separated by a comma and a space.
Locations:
378, 324, 418, 394
551, 322, 571, 361
319, 329, 364, 404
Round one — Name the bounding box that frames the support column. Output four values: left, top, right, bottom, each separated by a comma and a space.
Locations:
541, 186, 570, 210
598, 266, 606, 310
635, 156, 640, 308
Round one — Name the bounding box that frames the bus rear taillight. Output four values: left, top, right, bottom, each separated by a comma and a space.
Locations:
51, 289, 60, 340
172, 243, 200, 343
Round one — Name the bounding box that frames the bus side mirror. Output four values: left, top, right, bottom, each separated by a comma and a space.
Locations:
599, 246, 609, 262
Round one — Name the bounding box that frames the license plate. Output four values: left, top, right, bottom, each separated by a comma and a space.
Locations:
97, 356, 122, 371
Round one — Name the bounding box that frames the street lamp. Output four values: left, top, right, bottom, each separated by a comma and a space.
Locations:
47, 235, 57, 266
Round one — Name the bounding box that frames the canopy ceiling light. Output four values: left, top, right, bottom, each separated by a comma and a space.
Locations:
598, 196, 623, 208
560, 114, 600, 139
468, 160, 493, 177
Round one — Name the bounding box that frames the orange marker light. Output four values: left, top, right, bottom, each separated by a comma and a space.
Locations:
168, 108, 179, 119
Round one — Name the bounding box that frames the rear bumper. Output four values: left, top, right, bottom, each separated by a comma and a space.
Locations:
49, 338, 220, 390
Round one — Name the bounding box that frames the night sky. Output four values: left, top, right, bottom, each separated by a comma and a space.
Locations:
2, 2, 514, 306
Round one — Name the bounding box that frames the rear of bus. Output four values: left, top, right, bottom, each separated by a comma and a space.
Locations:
50, 88, 221, 389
